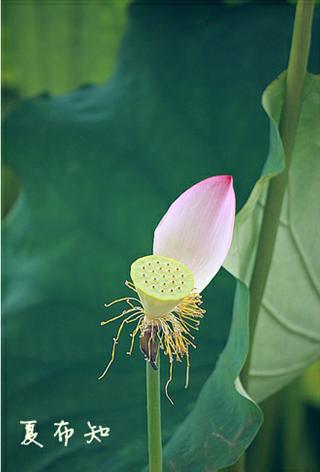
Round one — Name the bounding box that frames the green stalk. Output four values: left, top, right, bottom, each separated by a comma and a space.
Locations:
247, 393, 281, 472
283, 378, 304, 471
146, 359, 163, 472
229, 2, 315, 471
241, 0, 315, 389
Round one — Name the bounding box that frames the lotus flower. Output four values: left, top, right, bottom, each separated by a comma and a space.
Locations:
99, 176, 235, 402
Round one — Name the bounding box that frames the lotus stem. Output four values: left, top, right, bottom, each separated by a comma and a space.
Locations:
242, 0, 315, 389
146, 358, 163, 472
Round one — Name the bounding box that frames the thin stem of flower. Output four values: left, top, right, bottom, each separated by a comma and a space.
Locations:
146, 357, 163, 472
241, 0, 315, 389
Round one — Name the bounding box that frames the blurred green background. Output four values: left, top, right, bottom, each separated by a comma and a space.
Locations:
2, 1, 320, 471
2, 0, 128, 96
2, 0, 128, 216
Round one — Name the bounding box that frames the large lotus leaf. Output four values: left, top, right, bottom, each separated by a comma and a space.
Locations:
224, 73, 320, 403
3, 2, 319, 471
162, 72, 320, 471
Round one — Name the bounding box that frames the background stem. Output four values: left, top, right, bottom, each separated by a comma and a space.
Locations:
146, 359, 163, 472
229, 1, 315, 471
283, 378, 304, 471
247, 393, 281, 472
241, 0, 315, 389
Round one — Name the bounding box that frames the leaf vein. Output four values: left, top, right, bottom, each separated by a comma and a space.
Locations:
250, 351, 320, 377
262, 300, 320, 342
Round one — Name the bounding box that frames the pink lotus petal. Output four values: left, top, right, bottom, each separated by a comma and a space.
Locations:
153, 176, 235, 292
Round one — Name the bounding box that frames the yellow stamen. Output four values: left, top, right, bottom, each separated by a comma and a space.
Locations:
127, 319, 143, 355
165, 358, 174, 405
99, 255, 205, 402
100, 306, 140, 326
185, 351, 190, 389
98, 309, 143, 379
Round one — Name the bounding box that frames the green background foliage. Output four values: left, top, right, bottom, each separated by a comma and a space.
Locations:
2, 0, 128, 96
2, 1, 320, 471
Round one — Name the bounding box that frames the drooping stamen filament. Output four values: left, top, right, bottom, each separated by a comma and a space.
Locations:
99, 255, 205, 403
